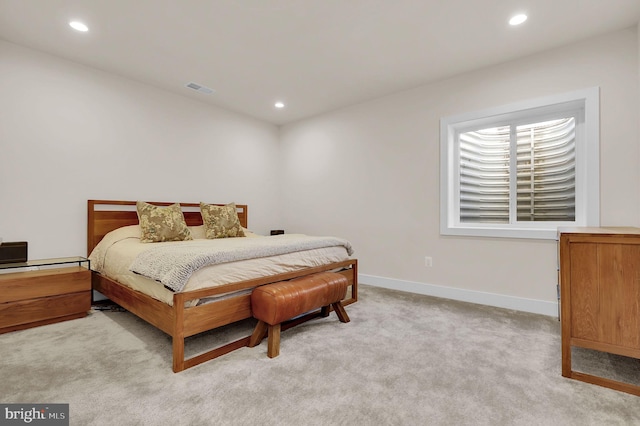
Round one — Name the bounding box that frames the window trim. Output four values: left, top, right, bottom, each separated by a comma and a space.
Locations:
440, 87, 600, 240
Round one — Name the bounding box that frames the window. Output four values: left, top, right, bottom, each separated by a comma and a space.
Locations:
440, 88, 599, 239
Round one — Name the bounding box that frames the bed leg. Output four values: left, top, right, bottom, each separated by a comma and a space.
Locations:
352, 260, 358, 302
173, 294, 186, 373
172, 337, 185, 373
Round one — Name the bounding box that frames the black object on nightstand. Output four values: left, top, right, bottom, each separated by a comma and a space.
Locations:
270, 230, 284, 236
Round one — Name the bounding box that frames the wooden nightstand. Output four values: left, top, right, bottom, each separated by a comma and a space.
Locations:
0, 257, 91, 334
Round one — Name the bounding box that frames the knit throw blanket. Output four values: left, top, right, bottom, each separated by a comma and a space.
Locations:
129, 234, 354, 292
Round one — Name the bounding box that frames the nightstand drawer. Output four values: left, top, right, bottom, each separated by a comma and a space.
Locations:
0, 292, 91, 330
0, 267, 90, 303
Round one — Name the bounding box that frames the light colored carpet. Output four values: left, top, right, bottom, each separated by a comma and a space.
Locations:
1, 284, 639, 425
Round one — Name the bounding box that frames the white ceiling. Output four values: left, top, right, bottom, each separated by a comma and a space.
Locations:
1, 0, 639, 125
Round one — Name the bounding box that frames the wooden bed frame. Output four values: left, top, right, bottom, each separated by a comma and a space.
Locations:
87, 200, 358, 372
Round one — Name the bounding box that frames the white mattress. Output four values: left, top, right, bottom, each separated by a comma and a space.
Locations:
89, 225, 351, 306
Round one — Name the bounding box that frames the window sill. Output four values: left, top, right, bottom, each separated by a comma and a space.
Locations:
440, 226, 564, 240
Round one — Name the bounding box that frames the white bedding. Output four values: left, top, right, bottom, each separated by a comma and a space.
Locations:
89, 225, 352, 306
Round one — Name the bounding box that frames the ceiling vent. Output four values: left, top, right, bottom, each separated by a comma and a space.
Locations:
185, 82, 214, 94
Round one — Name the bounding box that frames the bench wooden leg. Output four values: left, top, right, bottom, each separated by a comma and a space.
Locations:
267, 323, 281, 358
249, 320, 268, 347
321, 306, 330, 317
332, 302, 350, 323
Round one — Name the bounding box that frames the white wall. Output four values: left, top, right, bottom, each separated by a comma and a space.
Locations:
0, 40, 281, 259
2, 27, 638, 316
279, 27, 640, 315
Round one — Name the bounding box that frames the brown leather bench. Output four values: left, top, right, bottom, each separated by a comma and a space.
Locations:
248, 271, 351, 358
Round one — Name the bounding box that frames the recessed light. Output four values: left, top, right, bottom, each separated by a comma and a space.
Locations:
274, 102, 285, 109
69, 21, 89, 32
509, 14, 527, 26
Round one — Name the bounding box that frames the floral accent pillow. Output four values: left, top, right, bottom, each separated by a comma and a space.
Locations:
136, 201, 193, 243
200, 202, 245, 239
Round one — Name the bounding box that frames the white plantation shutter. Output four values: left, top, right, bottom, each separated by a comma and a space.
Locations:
459, 126, 510, 223
516, 118, 576, 222
458, 118, 576, 224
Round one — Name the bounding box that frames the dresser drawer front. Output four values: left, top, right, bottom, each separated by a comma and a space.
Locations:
0, 267, 90, 303
0, 292, 90, 329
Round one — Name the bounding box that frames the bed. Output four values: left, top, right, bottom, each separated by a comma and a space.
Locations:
87, 200, 358, 372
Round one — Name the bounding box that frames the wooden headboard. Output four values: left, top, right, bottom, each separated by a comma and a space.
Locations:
87, 200, 248, 256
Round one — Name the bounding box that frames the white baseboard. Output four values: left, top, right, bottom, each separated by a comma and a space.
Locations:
358, 274, 559, 317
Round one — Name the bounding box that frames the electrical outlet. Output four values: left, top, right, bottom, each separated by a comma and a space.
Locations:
424, 256, 433, 267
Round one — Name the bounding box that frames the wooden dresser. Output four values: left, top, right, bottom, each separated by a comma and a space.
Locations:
0, 257, 91, 334
558, 227, 640, 396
